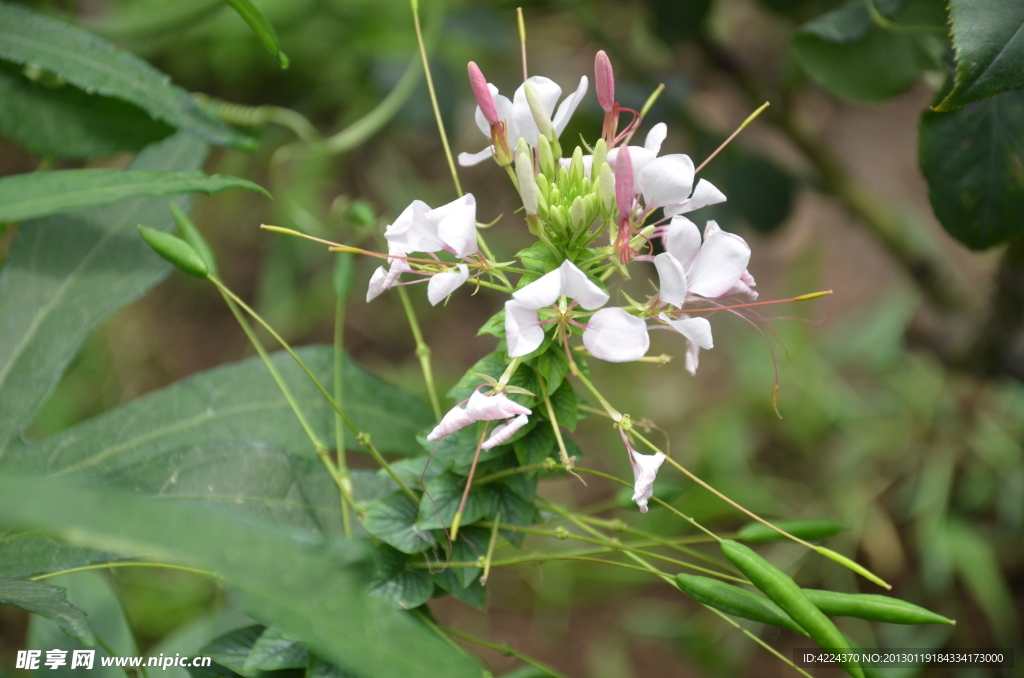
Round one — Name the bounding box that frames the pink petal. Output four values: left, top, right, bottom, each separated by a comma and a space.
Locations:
583, 308, 650, 363
481, 414, 531, 450
505, 300, 546, 357
663, 216, 701, 268
558, 260, 609, 310
512, 269, 563, 310
629, 449, 666, 513
644, 123, 668, 154
468, 62, 498, 125
553, 76, 589, 136
636, 154, 694, 209
687, 232, 751, 299
430, 194, 478, 258
427, 264, 469, 306
653, 253, 688, 307
427, 404, 475, 440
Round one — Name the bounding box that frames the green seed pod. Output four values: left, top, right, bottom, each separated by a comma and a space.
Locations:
721, 540, 864, 678
738, 519, 845, 544
569, 146, 585, 185
538, 135, 556, 178
675, 574, 806, 635
816, 546, 890, 589
802, 590, 955, 626
137, 225, 208, 279
170, 204, 217, 278
591, 138, 607, 174
333, 251, 355, 300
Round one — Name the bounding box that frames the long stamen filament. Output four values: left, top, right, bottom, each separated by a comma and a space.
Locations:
663, 290, 833, 315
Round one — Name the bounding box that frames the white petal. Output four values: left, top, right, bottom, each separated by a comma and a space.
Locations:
512, 76, 562, 147
653, 253, 688, 307
427, 264, 469, 306
687, 232, 751, 299
658, 313, 713, 350
465, 390, 532, 421
427, 404, 475, 440
637, 154, 695, 209
663, 215, 701, 268
644, 122, 668, 154
552, 76, 589, 136
505, 300, 546, 357
558, 260, 609, 310
494, 93, 516, 138
703, 219, 722, 240
430, 194, 478, 258
629, 450, 666, 513
684, 339, 701, 376
366, 266, 388, 303
384, 242, 412, 288
384, 200, 440, 252
583, 308, 650, 363
512, 268, 563, 309
481, 414, 531, 450
665, 179, 727, 217
725, 278, 758, 301
458, 147, 494, 166
607, 145, 657, 186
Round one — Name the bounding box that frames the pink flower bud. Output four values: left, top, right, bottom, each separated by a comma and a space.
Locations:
467, 62, 499, 125
595, 50, 615, 113
615, 145, 634, 222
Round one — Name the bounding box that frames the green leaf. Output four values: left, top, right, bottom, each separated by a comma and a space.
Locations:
0, 169, 268, 224
0, 577, 96, 646
447, 527, 490, 588
416, 470, 534, 531
362, 491, 436, 554
223, 0, 289, 68
368, 545, 435, 609
446, 351, 507, 402
0, 532, 121, 580
0, 63, 172, 159
536, 347, 570, 394
937, 0, 1024, 110
0, 475, 481, 678
416, 421, 510, 474
244, 626, 309, 673
513, 424, 556, 467
544, 379, 578, 432
792, 0, 937, 102
5, 347, 433, 475
0, 132, 208, 457
0, 1, 252, 148
432, 569, 486, 611
201, 626, 265, 677
919, 89, 1024, 249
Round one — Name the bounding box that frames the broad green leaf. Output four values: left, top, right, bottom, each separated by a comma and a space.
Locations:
244, 626, 309, 673
416, 421, 510, 475
5, 347, 433, 475
536, 347, 570, 395
792, 0, 939, 102
432, 569, 486, 611
362, 491, 436, 554
368, 545, 435, 609
307, 655, 357, 678
200, 625, 265, 676
544, 379, 578, 432
27, 571, 138, 678
0, 1, 251, 148
937, 0, 1024, 110
447, 527, 490, 588
0, 532, 121, 580
0, 578, 96, 646
513, 424, 556, 467
0, 63, 172, 159
223, 0, 290, 68
0, 475, 481, 678
0, 132, 208, 457
447, 350, 507, 402
417, 469, 534, 531
0, 169, 268, 224
919, 89, 1024, 249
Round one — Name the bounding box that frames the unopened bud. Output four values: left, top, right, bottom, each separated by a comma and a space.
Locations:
171, 205, 217, 277
468, 62, 498, 125
536, 172, 550, 201
549, 186, 561, 207
516, 150, 538, 216
537, 132, 556, 178
592, 138, 607, 173
524, 80, 554, 140
138, 225, 208, 279
569, 146, 585, 185
615, 145, 634, 223
570, 195, 586, 230
595, 50, 615, 113
550, 205, 568, 232
598, 163, 616, 213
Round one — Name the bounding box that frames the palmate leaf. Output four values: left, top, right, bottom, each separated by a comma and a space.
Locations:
0, 577, 96, 646
0, 1, 251, 148
937, 0, 1024, 111
0, 132, 207, 458
0, 64, 172, 159
0, 169, 269, 224
0, 475, 481, 678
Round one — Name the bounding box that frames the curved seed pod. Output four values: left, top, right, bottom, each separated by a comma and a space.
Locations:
675, 573, 806, 635
721, 540, 864, 678
802, 590, 955, 626
737, 519, 845, 544
137, 225, 208, 279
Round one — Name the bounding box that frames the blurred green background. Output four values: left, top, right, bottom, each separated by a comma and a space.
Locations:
0, 0, 1021, 675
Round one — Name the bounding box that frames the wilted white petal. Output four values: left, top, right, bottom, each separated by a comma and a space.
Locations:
658, 313, 713, 350
665, 179, 727, 217
637, 154, 694, 209
663, 216, 702, 268
384, 200, 440, 252
481, 414, 531, 450
684, 338, 701, 376
558, 260, 609, 310
644, 123, 668, 154
552, 76, 589, 136
505, 300, 546, 357
366, 266, 389, 303
583, 308, 650, 363
465, 390, 532, 421
427, 264, 470, 306
512, 269, 563, 309
687, 232, 751, 299
429, 194, 478, 258
629, 449, 666, 513
427, 404, 475, 440
653, 253, 688, 307
512, 76, 563, 147
458, 147, 494, 166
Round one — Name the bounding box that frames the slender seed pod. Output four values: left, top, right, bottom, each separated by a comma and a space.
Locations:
138, 225, 209, 279
802, 590, 955, 626
816, 547, 891, 589
721, 540, 864, 678
170, 205, 218, 277
675, 574, 806, 635
738, 519, 845, 544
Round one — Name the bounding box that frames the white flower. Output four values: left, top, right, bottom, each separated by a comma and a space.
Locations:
657, 313, 712, 376
427, 390, 532, 443
459, 75, 589, 166
582, 308, 650, 363
628, 447, 666, 513
657, 217, 752, 301
427, 263, 470, 306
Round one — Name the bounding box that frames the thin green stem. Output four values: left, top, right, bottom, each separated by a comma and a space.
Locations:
538, 374, 573, 469
480, 511, 502, 585
473, 461, 556, 486
395, 285, 442, 421
31, 561, 215, 581
441, 627, 570, 678
702, 606, 815, 678
577, 515, 736, 574
334, 296, 353, 538
410, 609, 471, 656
